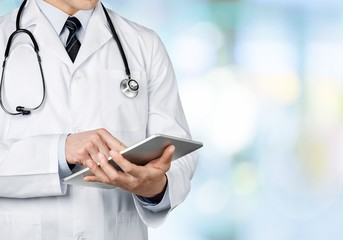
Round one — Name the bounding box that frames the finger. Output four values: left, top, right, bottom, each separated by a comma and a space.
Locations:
87, 131, 111, 160
94, 136, 111, 159
73, 134, 106, 165
66, 130, 116, 165
147, 145, 175, 171
84, 159, 111, 184
87, 142, 102, 165
97, 129, 127, 152
98, 152, 123, 174
109, 150, 142, 178
83, 175, 101, 182
98, 152, 137, 187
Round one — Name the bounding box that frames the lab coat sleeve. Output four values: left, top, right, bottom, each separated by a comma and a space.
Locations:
0, 135, 67, 198
133, 31, 198, 227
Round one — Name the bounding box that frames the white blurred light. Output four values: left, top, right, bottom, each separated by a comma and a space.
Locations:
306, 42, 343, 76
181, 67, 258, 155
232, 162, 259, 196
188, 21, 225, 50
171, 22, 224, 76
208, 82, 257, 155
238, 40, 296, 74
254, 73, 301, 104
196, 180, 229, 215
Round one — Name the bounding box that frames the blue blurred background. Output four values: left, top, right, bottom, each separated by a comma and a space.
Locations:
2, 0, 343, 239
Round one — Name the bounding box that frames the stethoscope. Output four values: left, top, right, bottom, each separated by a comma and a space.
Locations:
0, 0, 139, 116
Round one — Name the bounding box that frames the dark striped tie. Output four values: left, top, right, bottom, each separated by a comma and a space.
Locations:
64, 17, 81, 62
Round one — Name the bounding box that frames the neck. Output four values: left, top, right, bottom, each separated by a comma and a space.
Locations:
43, 0, 79, 15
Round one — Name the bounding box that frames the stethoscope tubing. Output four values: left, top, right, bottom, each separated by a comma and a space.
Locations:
101, 3, 131, 80
0, 0, 138, 116
0, 28, 46, 115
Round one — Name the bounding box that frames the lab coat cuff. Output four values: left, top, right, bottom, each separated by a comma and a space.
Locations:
134, 184, 171, 213
58, 134, 72, 178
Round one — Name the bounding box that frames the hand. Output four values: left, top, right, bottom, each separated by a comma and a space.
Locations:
84, 145, 175, 198
65, 128, 126, 166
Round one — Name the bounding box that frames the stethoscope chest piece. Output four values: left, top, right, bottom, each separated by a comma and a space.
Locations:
1, 0, 140, 116
120, 78, 139, 98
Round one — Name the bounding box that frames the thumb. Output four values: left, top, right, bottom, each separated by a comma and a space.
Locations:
148, 145, 175, 170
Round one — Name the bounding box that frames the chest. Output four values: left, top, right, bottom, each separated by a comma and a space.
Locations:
0, 37, 149, 144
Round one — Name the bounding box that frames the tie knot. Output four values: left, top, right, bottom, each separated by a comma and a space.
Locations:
64, 17, 81, 33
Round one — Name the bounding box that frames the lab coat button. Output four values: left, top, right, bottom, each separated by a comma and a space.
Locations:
78, 235, 87, 240
71, 75, 83, 83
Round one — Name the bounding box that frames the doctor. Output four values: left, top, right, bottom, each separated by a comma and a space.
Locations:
0, 0, 197, 239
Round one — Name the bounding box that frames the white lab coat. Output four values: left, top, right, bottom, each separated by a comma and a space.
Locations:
0, 1, 197, 239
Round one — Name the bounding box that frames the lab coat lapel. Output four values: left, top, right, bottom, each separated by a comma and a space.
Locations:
73, 4, 112, 69
18, 0, 113, 69
21, 0, 72, 67
33, 16, 72, 66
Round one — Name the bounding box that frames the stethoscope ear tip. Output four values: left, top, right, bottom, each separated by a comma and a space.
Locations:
21, 110, 31, 115
16, 106, 31, 115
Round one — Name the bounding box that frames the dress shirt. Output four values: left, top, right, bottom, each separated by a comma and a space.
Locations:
35, 0, 92, 45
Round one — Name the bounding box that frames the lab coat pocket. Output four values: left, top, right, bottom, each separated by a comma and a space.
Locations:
0, 213, 41, 240
100, 70, 148, 132
116, 211, 148, 240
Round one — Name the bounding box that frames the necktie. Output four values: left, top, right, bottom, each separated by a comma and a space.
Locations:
64, 17, 81, 62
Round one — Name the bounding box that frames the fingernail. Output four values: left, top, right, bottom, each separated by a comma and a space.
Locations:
110, 150, 119, 156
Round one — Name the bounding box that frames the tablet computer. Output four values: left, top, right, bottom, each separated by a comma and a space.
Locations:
63, 134, 203, 189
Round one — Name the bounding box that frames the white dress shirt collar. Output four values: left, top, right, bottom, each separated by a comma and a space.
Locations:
34, 0, 93, 38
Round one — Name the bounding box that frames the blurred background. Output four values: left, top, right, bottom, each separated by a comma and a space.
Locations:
2, 0, 343, 239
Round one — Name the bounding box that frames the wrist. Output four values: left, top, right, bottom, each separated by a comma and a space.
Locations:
145, 175, 168, 203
